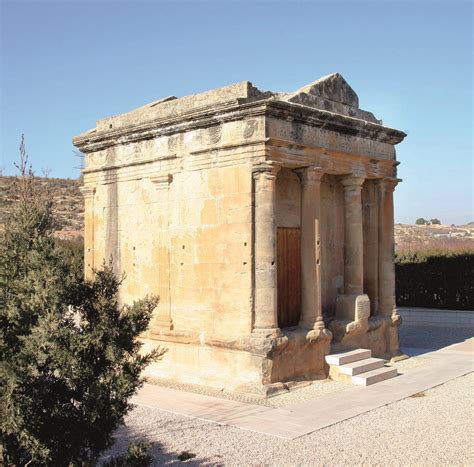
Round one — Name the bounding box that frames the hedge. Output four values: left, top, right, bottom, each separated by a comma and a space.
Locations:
395, 251, 474, 310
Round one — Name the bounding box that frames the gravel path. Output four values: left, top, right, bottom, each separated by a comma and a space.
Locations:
104, 372, 474, 465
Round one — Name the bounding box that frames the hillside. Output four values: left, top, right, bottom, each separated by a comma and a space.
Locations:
0, 175, 84, 239
1, 175, 473, 250
395, 222, 474, 253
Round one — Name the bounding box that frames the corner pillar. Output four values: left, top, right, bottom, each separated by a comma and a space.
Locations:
79, 185, 96, 280
252, 162, 280, 335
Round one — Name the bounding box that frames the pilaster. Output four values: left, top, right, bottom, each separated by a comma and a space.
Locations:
149, 174, 174, 334
79, 185, 96, 280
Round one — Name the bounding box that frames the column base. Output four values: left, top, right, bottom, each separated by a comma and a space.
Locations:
149, 317, 174, 334
306, 327, 333, 344
328, 315, 401, 360
251, 327, 283, 338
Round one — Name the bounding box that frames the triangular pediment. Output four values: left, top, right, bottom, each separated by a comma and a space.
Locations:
288, 73, 359, 108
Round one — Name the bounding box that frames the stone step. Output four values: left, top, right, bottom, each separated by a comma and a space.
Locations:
325, 349, 372, 366
339, 357, 385, 376
352, 366, 398, 386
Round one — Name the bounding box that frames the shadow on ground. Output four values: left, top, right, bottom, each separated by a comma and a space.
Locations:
400, 324, 474, 355
100, 420, 212, 466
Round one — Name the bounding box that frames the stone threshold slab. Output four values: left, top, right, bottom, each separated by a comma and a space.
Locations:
131, 342, 473, 440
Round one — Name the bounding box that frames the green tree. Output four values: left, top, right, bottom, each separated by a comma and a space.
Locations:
415, 218, 428, 225
0, 136, 163, 466
430, 218, 441, 225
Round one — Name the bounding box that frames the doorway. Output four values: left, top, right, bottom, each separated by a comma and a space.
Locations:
277, 227, 301, 328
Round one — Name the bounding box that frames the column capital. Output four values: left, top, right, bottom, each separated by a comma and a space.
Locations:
339, 175, 365, 188
79, 185, 96, 199
252, 161, 281, 180
295, 166, 324, 184
375, 177, 400, 193
151, 174, 173, 190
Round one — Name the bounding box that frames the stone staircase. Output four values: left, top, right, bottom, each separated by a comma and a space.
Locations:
325, 349, 397, 386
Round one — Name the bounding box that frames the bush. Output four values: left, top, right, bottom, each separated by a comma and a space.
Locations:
396, 250, 474, 310
0, 137, 164, 465
103, 441, 152, 467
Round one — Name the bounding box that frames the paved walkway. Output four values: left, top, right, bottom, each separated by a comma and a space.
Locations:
132, 337, 473, 439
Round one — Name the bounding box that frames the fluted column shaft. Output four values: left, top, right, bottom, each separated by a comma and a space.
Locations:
253, 163, 280, 333
340, 176, 365, 296
376, 178, 398, 318
297, 167, 325, 331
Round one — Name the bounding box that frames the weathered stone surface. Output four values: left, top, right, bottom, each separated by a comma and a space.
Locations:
280, 73, 380, 123
295, 73, 359, 107
73, 74, 405, 394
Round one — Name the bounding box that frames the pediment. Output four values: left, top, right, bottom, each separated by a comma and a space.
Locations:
287, 73, 359, 108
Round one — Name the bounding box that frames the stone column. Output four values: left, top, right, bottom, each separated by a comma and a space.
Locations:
363, 181, 379, 315
297, 167, 324, 331
376, 178, 399, 323
252, 162, 280, 335
80, 185, 96, 280
340, 176, 365, 296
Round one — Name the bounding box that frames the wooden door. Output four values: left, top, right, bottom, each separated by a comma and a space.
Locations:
277, 227, 301, 328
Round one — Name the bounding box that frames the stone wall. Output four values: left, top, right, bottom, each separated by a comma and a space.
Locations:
74, 75, 406, 394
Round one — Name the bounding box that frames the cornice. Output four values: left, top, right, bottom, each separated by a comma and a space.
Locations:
264, 101, 406, 145
73, 99, 406, 154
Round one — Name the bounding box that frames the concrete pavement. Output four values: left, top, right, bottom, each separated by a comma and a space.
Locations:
131, 336, 473, 439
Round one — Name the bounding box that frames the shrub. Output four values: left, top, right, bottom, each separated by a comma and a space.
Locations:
103, 441, 152, 467
0, 137, 164, 465
396, 250, 474, 310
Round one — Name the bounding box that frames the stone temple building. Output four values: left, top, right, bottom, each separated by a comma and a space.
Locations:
73, 73, 406, 394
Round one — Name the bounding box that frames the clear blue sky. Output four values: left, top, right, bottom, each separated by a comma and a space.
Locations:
1, 0, 472, 224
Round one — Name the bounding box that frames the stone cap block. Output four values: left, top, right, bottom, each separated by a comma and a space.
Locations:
73, 73, 406, 150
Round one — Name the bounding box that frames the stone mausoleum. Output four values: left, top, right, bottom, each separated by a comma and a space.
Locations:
73, 73, 406, 394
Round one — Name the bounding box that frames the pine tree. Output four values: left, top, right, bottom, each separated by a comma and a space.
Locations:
0, 136, 163, 466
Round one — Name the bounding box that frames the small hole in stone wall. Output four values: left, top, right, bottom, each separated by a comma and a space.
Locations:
244, 242, 247, 246
109, 124, 112, 129
180, 262, 184, 266
317, 240, 320, 246
87, 248, 90, 252
87, 264, 90, 267
182, 245, 185, 249
133, 263, 136, 267
271, 261, 274, 266
133, 246, 136, 250
317, 260, 320, 265
243, 262, 247, 265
